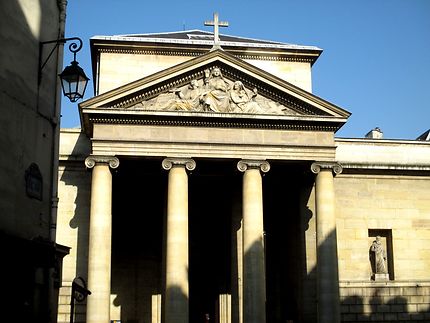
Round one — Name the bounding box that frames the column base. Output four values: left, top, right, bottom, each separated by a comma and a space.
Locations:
372, 273, 389, 281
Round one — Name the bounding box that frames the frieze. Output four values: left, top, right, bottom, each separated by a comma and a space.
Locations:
122, 66, 301, 116
108, 71, 205, 110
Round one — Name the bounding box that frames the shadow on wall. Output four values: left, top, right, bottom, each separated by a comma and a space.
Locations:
295, 166, 430, 323
340, 290, 430, 322
61, 131, 92, 282
1, 1, 67, 322
311, 228, 430, 323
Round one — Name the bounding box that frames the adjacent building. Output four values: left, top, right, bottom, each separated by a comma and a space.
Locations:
0, 1, 71, 322
57, 26, 430, 323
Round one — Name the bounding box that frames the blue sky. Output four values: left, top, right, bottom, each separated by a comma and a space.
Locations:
61, 0, 430, 139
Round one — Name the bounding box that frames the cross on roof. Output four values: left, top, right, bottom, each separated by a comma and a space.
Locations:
204, 12, 229, 50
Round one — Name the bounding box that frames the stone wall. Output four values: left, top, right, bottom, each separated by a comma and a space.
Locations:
56, 164, 91, 323
340, 282, 430, 322
58, 283, 87, 323
334, 167, 430, 322
97, 52, 313, 95
335, 174, 430, 281
0, 0, 62, 241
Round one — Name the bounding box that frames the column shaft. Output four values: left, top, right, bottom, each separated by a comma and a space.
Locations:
243, 168, 266, 323
238, 160, 269, 323
162, 158, 195, 323
86, 162, 114, 323
313, 165, 341, 323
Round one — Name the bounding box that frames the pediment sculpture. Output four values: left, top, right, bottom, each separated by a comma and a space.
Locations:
129, 67, 299, 116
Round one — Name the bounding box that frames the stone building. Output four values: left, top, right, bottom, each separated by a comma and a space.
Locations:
56, 23, 430, 323
0, 1, 70, 322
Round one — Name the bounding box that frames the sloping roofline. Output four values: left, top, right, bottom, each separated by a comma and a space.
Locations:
93, 29, 322, 51
80, 49, 350, 136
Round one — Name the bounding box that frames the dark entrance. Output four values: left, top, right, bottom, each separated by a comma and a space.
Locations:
189, 160, 237, 323
264, 162, 315, 323
111, 159, 164, 323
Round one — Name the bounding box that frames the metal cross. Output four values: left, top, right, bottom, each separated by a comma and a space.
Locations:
204, 12, 229, 50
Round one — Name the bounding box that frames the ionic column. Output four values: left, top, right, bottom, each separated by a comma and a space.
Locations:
84, 156, 119, 323
237, 160, 270, 323
162, 158, 196, 323
311, 162, 342, 323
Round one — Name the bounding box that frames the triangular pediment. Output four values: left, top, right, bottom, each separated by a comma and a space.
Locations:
80, 50, 350, 135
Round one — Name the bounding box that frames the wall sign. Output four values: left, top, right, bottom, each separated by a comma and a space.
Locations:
25, 163, 43, 201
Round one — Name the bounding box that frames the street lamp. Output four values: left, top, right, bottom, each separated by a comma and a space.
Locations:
59, 58, 89, 103
39, 37, 89, 102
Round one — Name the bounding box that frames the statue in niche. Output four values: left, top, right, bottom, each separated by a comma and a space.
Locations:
370, 236, 387, 274
200, 67, 230, 112
164, 79, 204, 111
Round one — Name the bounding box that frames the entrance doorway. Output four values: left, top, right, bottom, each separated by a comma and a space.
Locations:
189, 160, 236, 323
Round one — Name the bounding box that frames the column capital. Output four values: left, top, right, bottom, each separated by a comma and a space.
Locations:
85, 156, 120, 169
162, 158, 196, 171
311, 162, 342, 175
237, 160, 270, 173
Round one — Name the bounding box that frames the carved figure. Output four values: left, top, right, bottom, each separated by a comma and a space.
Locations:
146, 67, 295, 115
201, 68, 230, 112
370, 236, 387, 274
165, 79, 203, 111
230, 81, 261, 113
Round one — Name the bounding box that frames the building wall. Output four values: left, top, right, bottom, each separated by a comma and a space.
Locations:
57, 129, 91, 323
339, 282, 430, 322
57, 130, 430, 322
0, 0, 62, 240
97, 52, 313, 94
56, 165, 91, 323
335, 139, 430, 322
335, 174, 430, 281
0, 1, 69, 322
245, 59, 312, 92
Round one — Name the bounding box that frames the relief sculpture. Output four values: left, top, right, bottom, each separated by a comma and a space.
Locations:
201, 68, 230, 112
132, 67, 297, 115
165, 79, 203, 111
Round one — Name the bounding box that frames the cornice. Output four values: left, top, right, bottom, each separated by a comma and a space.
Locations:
338, 163, 430, 172
97, 47, 316, 63
87, 116, 340, 130
81, 109, 345, 137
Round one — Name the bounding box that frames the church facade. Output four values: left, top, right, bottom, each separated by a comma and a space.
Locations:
56, 25, 430, 323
